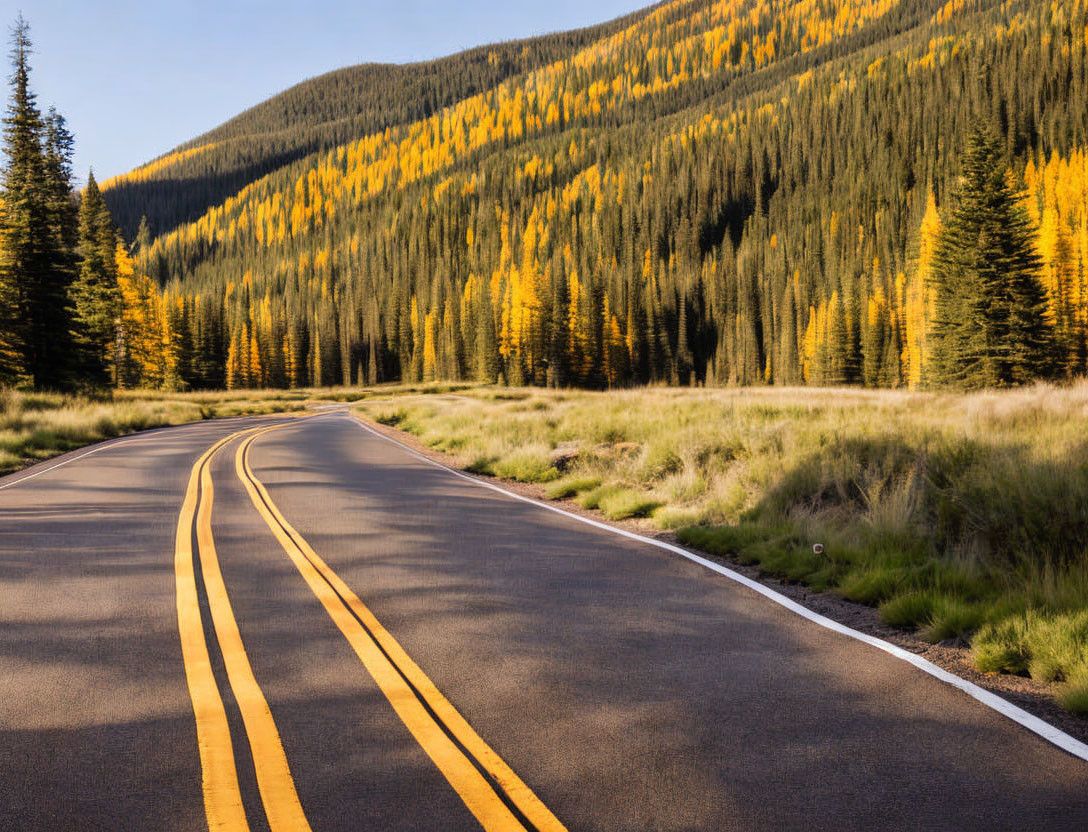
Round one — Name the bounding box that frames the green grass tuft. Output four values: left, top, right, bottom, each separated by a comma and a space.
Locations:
544, 475, 601, 500
1058, 667, 1088, 715
374, 408, 408, 426
578, 483, 623, 510
920, 597, 985, 643
653, 506, 704, 529
879, 593, 936, 630
598, 489, 662, 520
677, 523, 771, 557
489, 449, 560, 483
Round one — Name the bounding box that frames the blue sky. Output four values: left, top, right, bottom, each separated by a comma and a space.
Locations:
4, 1, 647, 183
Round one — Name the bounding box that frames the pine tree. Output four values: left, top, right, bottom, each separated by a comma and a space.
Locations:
225, 328, 241, 389
134, 215, 151, 256
42, 106, 77, 292
930, 125, 1053, 389
826, 291, 851, 385
70, 171, 120, 387
0, 16, 74, 388
475, 284, 499, 382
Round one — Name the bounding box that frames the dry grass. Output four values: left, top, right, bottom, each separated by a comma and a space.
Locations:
0, 385, 407, 475
0, 382, 482, 476
0, 390, 206, 473
357, 382, 1088, 713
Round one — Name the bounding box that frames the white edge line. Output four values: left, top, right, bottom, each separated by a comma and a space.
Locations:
0, 414, 283, 493
338, 411, 1088, 764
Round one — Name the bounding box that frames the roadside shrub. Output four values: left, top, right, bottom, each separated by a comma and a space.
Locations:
638, 443, 683, 481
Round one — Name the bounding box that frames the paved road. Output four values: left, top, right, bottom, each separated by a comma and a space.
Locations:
2, 411, 1088, 831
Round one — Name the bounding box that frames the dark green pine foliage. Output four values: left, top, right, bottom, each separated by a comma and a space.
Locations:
43, 108, 77, 256
930, 125, 1053, 389
0, 16, 75, 388
70, 171, 120, 387
826, 292, 852, 386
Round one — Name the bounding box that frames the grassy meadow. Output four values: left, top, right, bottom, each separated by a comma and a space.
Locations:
0, 383, 486, 475
357, 384, 1088, 714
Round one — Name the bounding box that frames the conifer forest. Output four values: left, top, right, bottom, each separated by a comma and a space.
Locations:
4, 0, 1088, 392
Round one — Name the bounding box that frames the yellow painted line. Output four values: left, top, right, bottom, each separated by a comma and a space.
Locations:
236, 425, 567, 832
175, 425, 313, 832
175, 432, 251, 832
196, 437, 314, 832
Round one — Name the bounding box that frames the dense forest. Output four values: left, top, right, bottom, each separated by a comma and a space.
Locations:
99, 2, 675, 241
6, 0, 1088, 392
0, 17, 130, 391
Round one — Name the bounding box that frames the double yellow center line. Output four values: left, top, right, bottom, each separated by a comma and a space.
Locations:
174, 426, 312, 832
175, 420, 565, 831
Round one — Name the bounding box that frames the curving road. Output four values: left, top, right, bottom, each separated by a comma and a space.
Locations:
2, 410, 1088, 831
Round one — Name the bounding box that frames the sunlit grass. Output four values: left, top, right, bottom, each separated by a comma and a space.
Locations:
0, 383, 471, 476
357, 381, 1088, 713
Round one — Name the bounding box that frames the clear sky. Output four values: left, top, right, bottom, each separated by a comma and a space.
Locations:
2, 1, 647, 183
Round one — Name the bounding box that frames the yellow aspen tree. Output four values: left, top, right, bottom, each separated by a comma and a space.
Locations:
801, 305, 817, 381
603, 294, 618, 386
500, 266, 517, 361
239, 322, 252, 387
516, 209, 547, 374
116, 243, 169, 388
568, 270, 588, 379
1039, 205, 1065, 322
283, 330, 297, 388
248, 326, 264, 387
226, 331, 241, 390
460, 274, 476, 350
422, 309, 438, 381
160, 305, 176, 390
903, 191, 940, 387
1038, 198, 1079, 370
1078, 211, 1088, 342
312, 322, 323, 387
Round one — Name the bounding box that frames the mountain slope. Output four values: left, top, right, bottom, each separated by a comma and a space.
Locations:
99, 2, 677, 239
109, 0, 1088, 392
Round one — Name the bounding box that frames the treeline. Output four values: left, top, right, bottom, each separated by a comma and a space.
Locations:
0, 18, 167, 391
109, 0, 1088, 392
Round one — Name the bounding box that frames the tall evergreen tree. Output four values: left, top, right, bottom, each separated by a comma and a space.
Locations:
0, 16, 75, 388
43, 108, 77, 263
930, 125, 1053, 388
70, 171, 120, 387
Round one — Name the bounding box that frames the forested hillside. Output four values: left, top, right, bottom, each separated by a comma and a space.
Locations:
99, 3, 670, 240
102, 0, 1088, 391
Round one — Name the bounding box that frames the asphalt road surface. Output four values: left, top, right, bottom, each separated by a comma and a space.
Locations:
2, 411, 1088, 831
